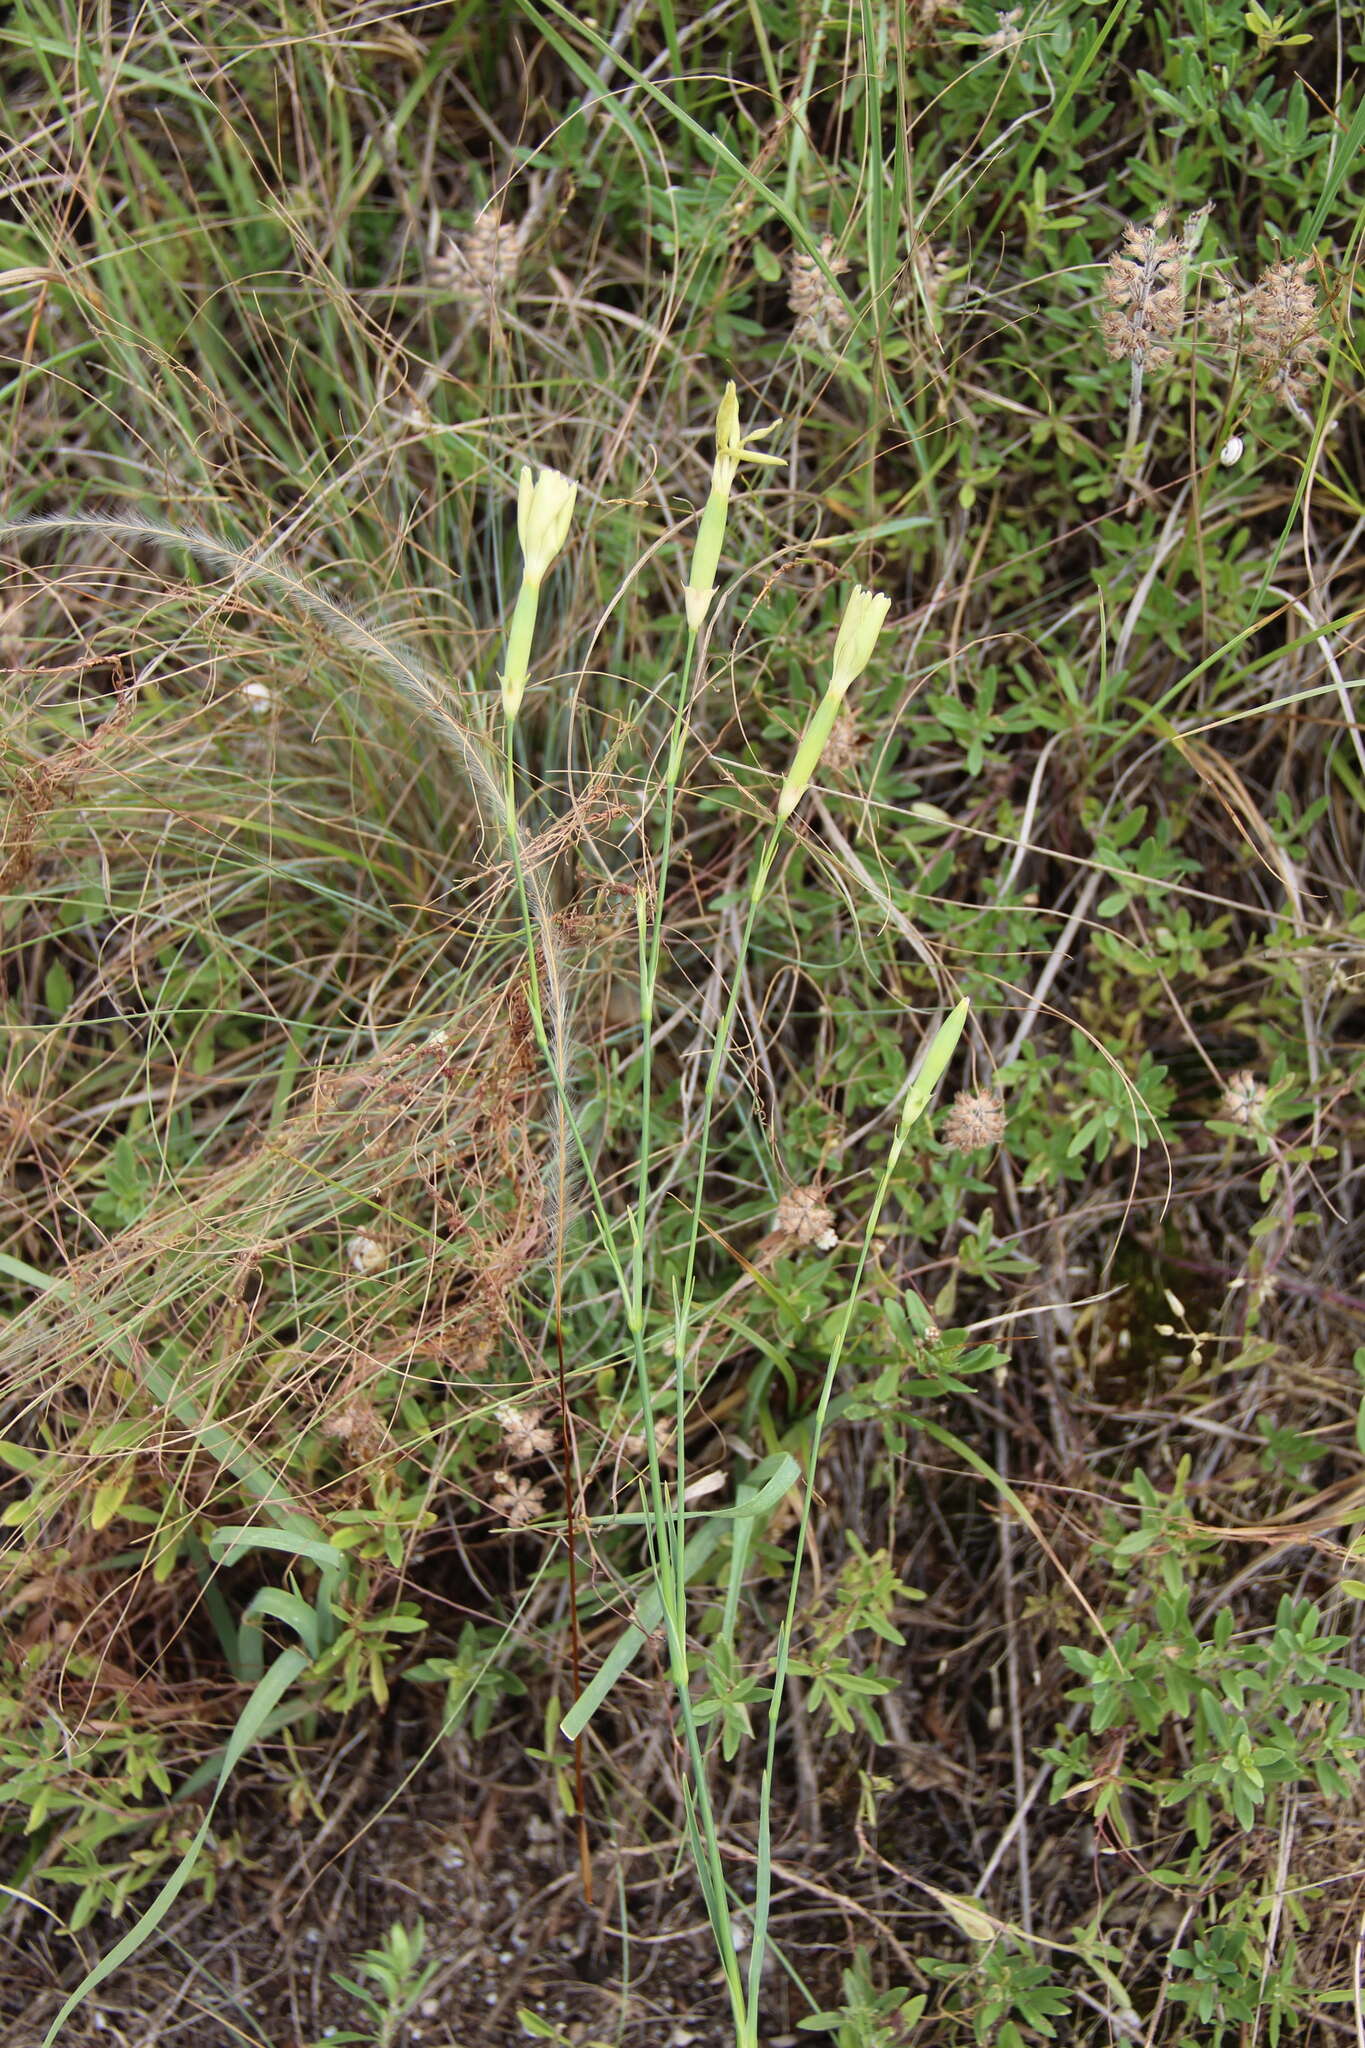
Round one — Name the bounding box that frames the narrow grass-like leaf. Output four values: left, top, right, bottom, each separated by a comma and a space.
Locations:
40, 1648, 310, 2048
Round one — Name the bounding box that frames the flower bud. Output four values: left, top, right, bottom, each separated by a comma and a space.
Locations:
516, 465, 577, 585
776, 585, 891, 818
898, 999, 970, 1136
682, 381, 784, 634
830, 585, 891, 695
712, 380, 742, 494
502, 466, 578, 723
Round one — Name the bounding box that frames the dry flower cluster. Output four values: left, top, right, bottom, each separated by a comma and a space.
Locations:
1221, 1070, 1269, 1130
321, 1393, 389, 1461
772, 1183, 838, 1249
788, 232, 954, 351
495, 1401, 556, 1462
490, 1470, 545, 1527
941, 1090, 1007, 1153
346, 1230, 388, 1276
1099, 211, 1325, 428
430, 211, 529, 299
1209, 258, 1324, 421
983, 8, 1025, 56
787, 236, 850, 345
1099, 214, 1189, 372
753, 1182, 838, 1268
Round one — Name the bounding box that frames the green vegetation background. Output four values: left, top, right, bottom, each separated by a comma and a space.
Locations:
2, 1, 1364, 2043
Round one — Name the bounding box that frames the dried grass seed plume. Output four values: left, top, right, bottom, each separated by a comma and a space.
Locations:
0, 508, 579, 1246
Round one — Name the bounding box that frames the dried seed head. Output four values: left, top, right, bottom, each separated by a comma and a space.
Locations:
490, 1470, 545, 1527
494, 1402, 556, 1462
772, 1184, 838, 1250
941, 1089, 1006, 1153
321, 1395, 387, 1460
1221, 1070, 1268, 1130
788, 236, 851, 345
1098, 216, 1187, 370
822, 707, 866, 775
1219, 258, 1324, 416
431, 212, 528, 298
983, 8, 1024, 55
346, 1230, 388, 1277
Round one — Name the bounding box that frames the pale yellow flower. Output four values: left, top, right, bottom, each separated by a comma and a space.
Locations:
777, 585, 891, 819
830, 586, 892, 695
516, 465, 577, 585
684, 381, 784, 632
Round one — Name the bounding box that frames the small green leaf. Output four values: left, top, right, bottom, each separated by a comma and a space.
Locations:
44, 960, 75, 1017
91, 1474, 133, 1531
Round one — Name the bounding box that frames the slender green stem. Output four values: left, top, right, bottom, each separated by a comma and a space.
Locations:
745, 998, 968, 2022
500, 712, 744, 2015
624, 631, 755, 2039
744, 1111, 909, 2018
632, 636, 697, 1335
